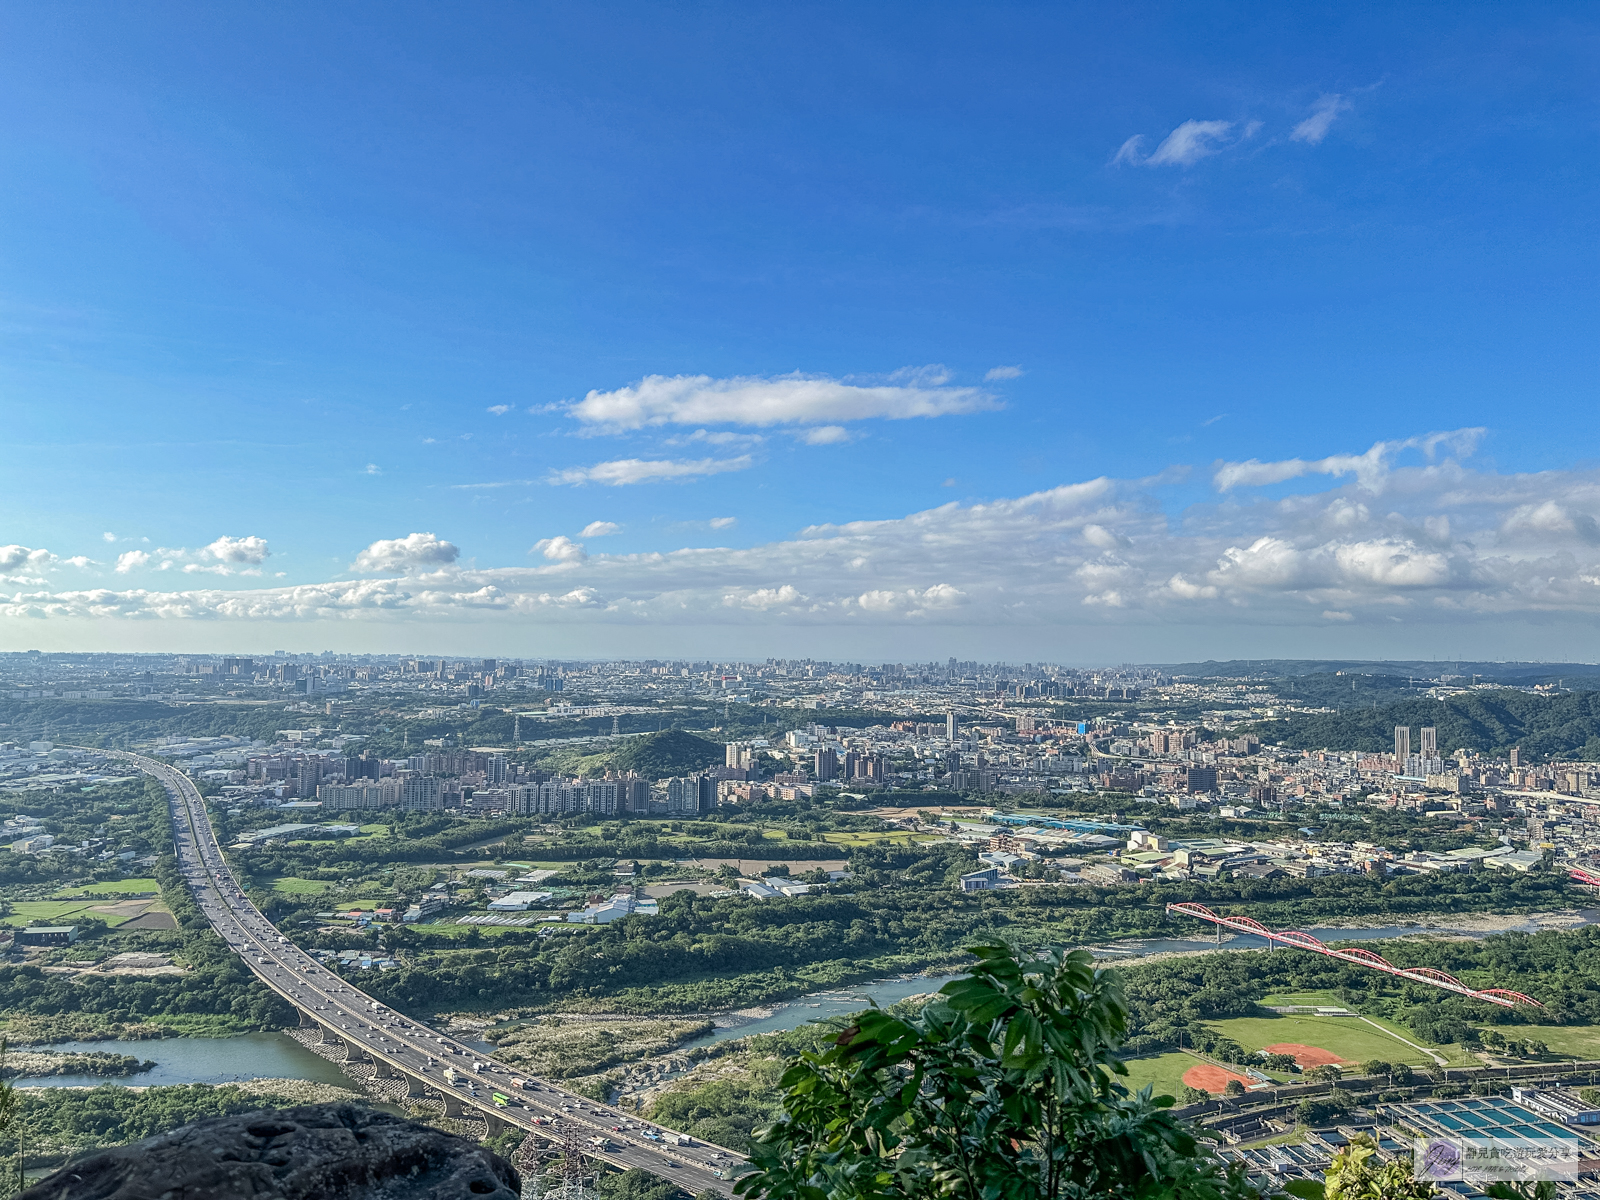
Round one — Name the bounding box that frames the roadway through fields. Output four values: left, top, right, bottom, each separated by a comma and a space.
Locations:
102, 750, 745, 1197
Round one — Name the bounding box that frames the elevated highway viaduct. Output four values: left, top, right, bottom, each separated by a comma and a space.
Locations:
103, 750, 743, 1197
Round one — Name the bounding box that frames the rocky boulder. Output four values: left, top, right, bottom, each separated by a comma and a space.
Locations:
21, 1103, 520, 1200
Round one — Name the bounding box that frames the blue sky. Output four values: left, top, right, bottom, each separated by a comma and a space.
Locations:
2, 3, 1597, 659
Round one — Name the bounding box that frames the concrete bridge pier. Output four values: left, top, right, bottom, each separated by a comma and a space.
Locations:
319, 1025, 340, 1045
442, 1096, 465, 1118
372, 1059, 395, 1079
403, 1073, 427, 1098
484, 1111, 514, 1137
342, 1040, 368, 1064
298, 1010, 317, 1029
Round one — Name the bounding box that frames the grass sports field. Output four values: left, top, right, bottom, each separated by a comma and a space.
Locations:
1506, 1026, 1600, 1061
1116, 1051, 1196, 1099
1210, 1013, 1438, 1067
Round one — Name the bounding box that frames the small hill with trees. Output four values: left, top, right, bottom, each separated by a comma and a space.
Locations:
602, 730, 724, 779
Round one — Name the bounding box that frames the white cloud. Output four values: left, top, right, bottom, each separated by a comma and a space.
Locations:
1322, 610, 1354, 621
581, 521, 621, 538
486, 404, 512, 415
567, 371, 997, 431
114, 551, 151, 573
533, 536, 588, 563
1146, 120, 1234, 166
709, 517, 738, 530
102, 532, 116, 543
62, 556, 95, 568
796, 425, 851, 446
0, 545, 54, 571
1331, 540, 1450, 587
1110, 135, 1147, 167
201, 536, 270, 564
725, 585, 804, 610
1166, 574, 1219, 600
366, 463, 382, 475
1291, 94, 1351, 145
1214, 429, 1485, 492
548, 456, 755, 486
1080, 524, 1128, 550
664, 429, 766, 448
1501, 501, 1600, 545
351, 532, 461, 574
984, 366, 1024, 381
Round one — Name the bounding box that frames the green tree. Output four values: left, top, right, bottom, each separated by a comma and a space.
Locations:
594, 1167, 679, 1200
1305, 1134, 1436, 1200
734, 941, 1264, 1200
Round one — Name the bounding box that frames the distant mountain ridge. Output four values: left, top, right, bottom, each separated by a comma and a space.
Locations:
1239, 688, 1600, 762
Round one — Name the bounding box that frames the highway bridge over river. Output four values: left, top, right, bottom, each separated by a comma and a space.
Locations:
108, 750, 744, 1197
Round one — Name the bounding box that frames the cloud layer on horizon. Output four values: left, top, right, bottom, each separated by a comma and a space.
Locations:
7, 433, 1600, 636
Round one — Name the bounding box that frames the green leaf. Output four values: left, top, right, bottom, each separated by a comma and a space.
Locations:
1284, 1180, 1326, 1200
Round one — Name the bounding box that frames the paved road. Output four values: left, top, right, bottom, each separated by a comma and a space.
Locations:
106, 750, 745, 1197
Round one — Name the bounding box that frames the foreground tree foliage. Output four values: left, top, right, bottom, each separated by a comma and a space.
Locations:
735, 942, 1266, 1200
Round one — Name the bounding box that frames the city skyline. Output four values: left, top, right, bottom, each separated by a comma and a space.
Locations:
2, 5, 1596, 659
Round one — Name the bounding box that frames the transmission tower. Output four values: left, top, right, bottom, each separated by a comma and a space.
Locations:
514, 1127, 595, 1200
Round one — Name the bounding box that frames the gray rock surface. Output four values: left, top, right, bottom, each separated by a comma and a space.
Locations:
20, 1103, 521, 1200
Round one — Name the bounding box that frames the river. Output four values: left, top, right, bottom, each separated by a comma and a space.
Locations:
18, 915, 1595, 1084
12, 1032, 357, 1090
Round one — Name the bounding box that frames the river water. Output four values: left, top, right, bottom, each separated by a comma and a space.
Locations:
17, 915, 1595, 1084
12, 1032, 356, 1090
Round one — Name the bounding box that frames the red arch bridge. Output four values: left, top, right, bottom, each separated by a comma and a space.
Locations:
1163, 902, 1543, 1009
1570, 866, 1600, 888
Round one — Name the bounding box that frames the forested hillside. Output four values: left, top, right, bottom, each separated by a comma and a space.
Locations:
1242, 688, 1600, 761
577, 730, 723, 779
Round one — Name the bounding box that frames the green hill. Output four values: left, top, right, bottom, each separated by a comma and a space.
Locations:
602, 730, 724, 780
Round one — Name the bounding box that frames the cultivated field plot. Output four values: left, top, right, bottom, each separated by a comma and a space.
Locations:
1, 898, 152, 929
271, 876, 333, 895
1209, 1014, 1435, 1067
53, 878, 161, 898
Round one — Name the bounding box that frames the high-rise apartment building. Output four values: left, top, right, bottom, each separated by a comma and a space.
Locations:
814, 748, 838, 781
664, 774, 713, 815
946, 712, 957, 742
1420, 727, 1437, 758
1394, 726, 1411, 762
400, 775, 443, 812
